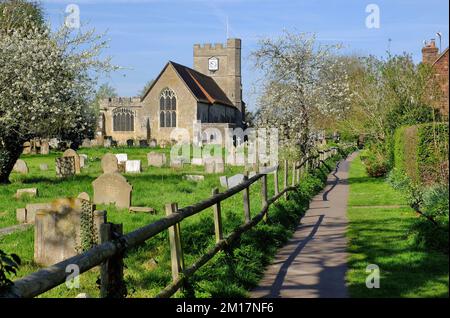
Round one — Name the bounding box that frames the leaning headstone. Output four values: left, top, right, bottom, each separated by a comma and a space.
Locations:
13, 159, 29, 174
15, 188, 38, 199
40, 140, 50, 155
227, 174, 245, 189
63, 149, 81, 174
101, 153, 119, 174
39, 164, 49, 171
125, 160, 141, 173
147, 152, 166, 167
220, 176, 228, 188
92, 173, 132, 209
56, 157, 76, 178
184, 175, 205, 182
34, 198, 104, 266
115, 154, 128, 164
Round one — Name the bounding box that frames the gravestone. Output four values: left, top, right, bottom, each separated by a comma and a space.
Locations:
15, 188, 38, 199
16, 202, 52, 224
63, 149, 81, 174
101, 153, 119, 174
170, 157, 184, 168
40, 140, 50, 155
77, 192, 90, 201
147, 152, 166, 167
215, 162, 225, 174
92, 173, 132, 209
79, 154, 88, 168
115, 154, 128, 164
126, 139, 134, 147
139, 140, 149, 148
13, 159, 29, 174
125, 160, 141, 173
81, 139, 91, 148
184, 175, 205, 182
22, 142, 32, 155
149, 139, 157, 148
204, 158, 224, 174
56, 157, 76, 178
40, 164, 49, 171
129, 207, 155, 214
219, 176, 228, 188
34, 198, 105, 266
227, 174, 245, 189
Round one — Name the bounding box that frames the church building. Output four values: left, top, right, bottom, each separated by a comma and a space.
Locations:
98, 38, 245, 145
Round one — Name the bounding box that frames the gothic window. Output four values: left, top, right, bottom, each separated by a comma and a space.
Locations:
160, 88, 177, 128
113, 108, 135, 132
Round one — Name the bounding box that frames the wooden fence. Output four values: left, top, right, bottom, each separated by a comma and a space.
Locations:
1, 147, 343, 299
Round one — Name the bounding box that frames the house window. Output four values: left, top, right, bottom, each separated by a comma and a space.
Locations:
160, 88, 177, 128
113, 108, 135, 132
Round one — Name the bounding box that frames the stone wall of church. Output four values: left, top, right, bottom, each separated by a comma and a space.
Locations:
142, 63, 198, 142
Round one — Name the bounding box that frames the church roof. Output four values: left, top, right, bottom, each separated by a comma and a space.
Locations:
141, 61, 234, 107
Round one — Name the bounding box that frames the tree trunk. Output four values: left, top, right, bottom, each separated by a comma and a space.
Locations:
0, 139, 24, 184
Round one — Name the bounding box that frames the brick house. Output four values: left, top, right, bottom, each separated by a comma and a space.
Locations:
422, 39, 449, 117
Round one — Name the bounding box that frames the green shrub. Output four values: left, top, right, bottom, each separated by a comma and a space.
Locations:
361, 144, 390, 177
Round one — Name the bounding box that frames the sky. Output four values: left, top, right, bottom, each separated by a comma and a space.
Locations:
41, 0, 449, 111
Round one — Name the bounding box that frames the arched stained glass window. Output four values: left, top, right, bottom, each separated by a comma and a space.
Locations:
113, 108, 134, 132
159, 88, 177, 128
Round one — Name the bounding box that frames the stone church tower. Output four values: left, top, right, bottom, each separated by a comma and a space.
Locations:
193, 38, 244, 122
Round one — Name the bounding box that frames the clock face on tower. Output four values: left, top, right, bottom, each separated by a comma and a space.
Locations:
208, 57, 219, 71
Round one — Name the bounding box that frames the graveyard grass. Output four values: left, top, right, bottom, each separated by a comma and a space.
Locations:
0, 147, 339, 298
346, 155, 449, 298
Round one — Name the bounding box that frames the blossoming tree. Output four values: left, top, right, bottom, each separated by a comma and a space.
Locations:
0, 21, 115, 183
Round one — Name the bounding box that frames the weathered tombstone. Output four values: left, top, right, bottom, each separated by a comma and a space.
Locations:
215, 162, 225, 174
103, 138, 111, 148
170, 157, 184, 168
149, 139, 157, 148
81, 139, 91, 148
40, 140, 50, 155
34, 198, 104, 266
17, 202, 52, 224
101, 153, 119, 174
227, 174, 245, 189
205, 160, 215, 174
22, 142, 31, 155
125, 160, 141, 173
147, 152, 166, 167
15, 188, 38, 199
126, 139, 134, 147
79, 154, 88, 168
204, 158, 224, 174
63, 149, 81, 174
77, 192, 90, 202
115, 154, 128, 164
13, 159, 29, 174
56, 157, 76, 178
219, 176, 228, 188
129, 207, 155, 214
184, 175, 205, 182
40, 164, 49, 171
92, 173, 132, 209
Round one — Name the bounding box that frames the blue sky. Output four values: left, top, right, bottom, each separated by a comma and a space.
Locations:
41, 0, 449, 110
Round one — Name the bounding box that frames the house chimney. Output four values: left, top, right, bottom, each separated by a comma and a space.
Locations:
422, 39, 439, 64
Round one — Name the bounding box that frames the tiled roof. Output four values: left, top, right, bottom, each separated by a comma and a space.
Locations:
141, 61, 234, 107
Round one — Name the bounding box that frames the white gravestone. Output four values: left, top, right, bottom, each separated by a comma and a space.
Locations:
115, 154, 128, 164
125, 160, 141, 173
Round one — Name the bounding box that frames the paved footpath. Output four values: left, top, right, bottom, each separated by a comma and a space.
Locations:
251, 153, 357, 298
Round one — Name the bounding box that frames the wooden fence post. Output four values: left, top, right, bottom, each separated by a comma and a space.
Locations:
261, 173, 268, 222
212, 188, 223, 243
100, 222, 126, 298
165, 203, 184, 282
284, 160, 288, 200
243, 172, 251, 223
274, 165, 279, 196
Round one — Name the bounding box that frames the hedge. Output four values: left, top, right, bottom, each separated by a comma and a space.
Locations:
394, 122, 449, 185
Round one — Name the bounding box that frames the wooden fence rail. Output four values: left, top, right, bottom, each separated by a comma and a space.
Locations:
1, 146, 346, 299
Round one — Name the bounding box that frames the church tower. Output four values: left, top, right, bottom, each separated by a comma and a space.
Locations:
193, 38, 244, 122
